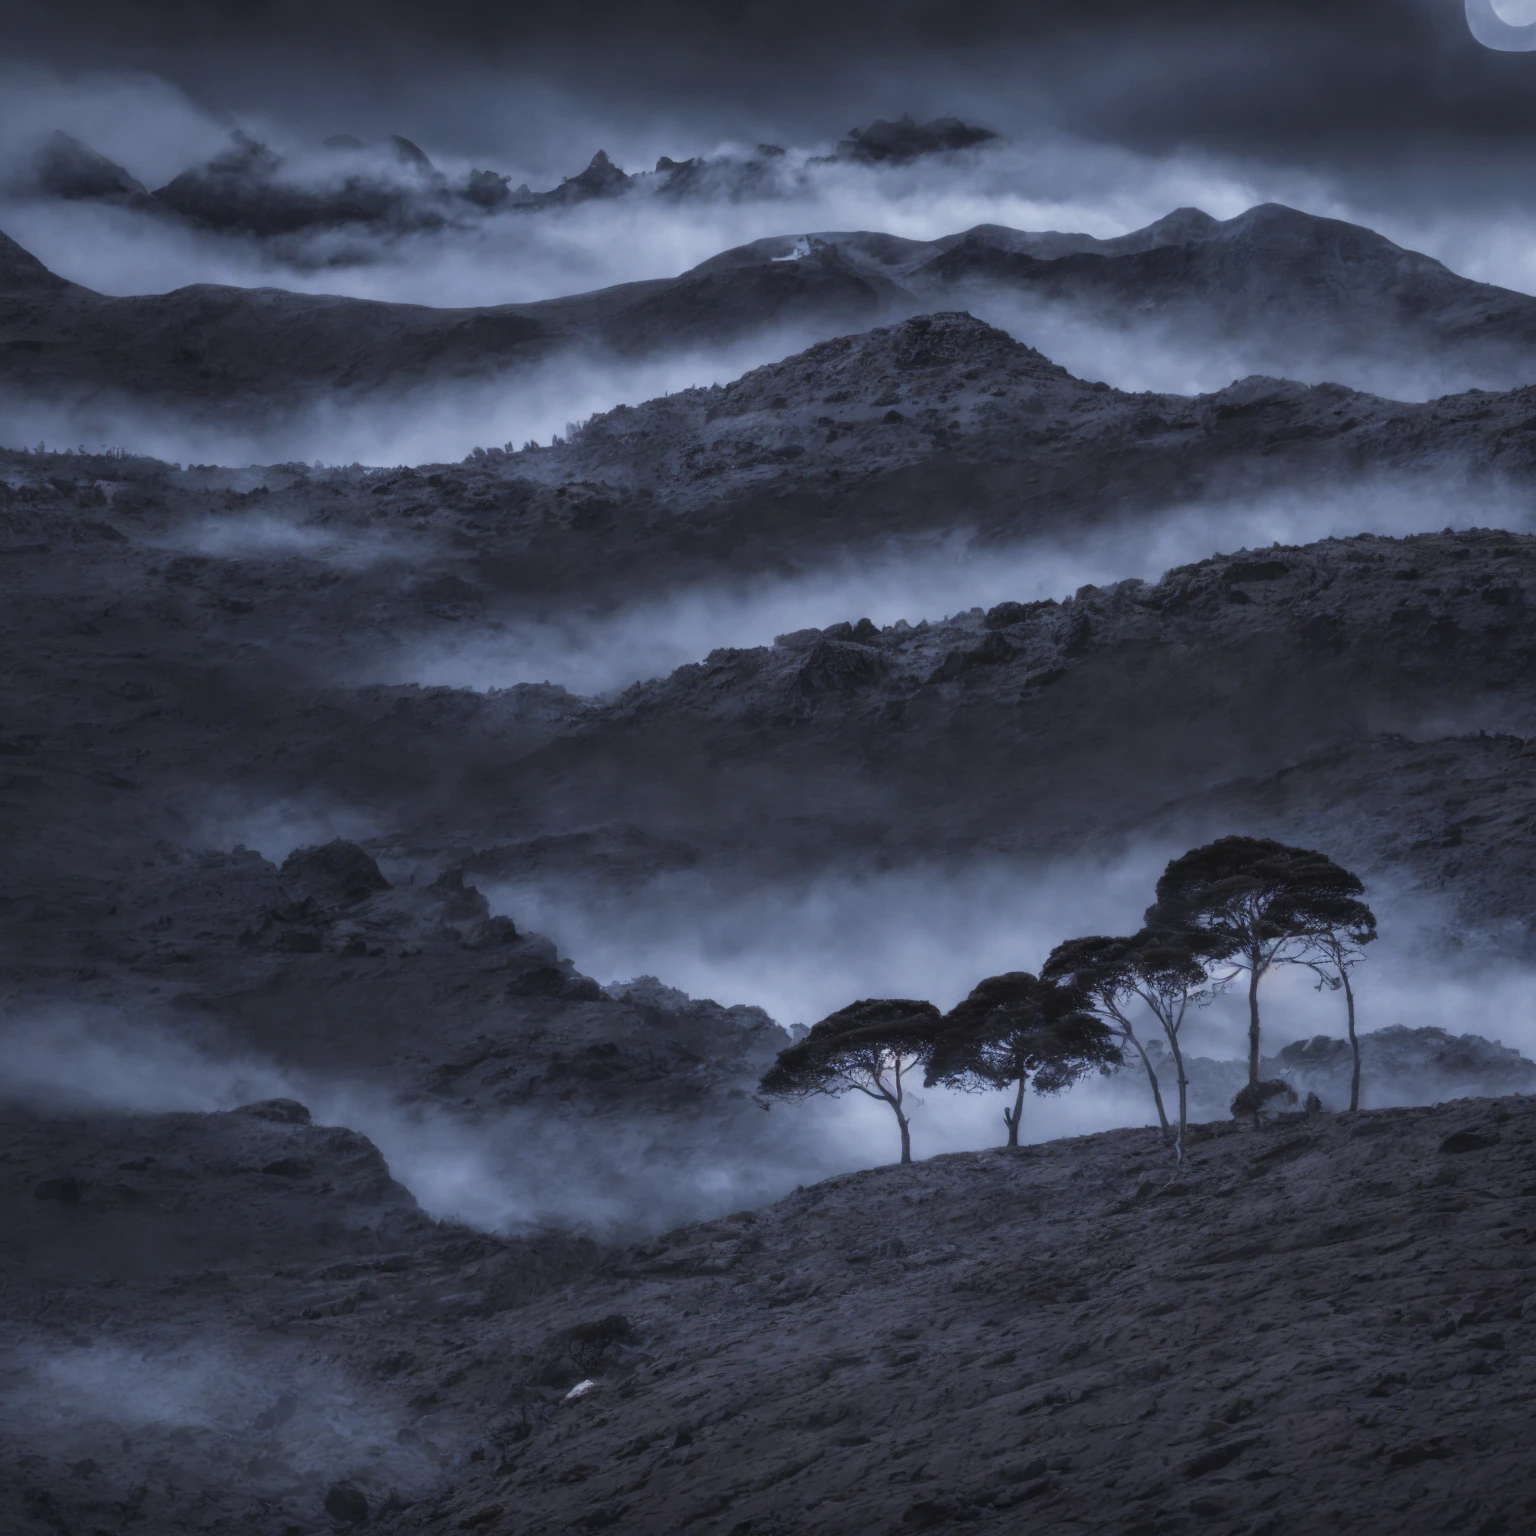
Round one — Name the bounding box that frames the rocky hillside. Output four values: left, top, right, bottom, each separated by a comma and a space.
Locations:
4, 1089, 1533, 1534
0, 831, 818, 1232
7, 311, 1536, 609
919, 202, 1536, 393
16, 518, 1524, 930
9, 321, 1536, 991
8, 313, 1536, 1315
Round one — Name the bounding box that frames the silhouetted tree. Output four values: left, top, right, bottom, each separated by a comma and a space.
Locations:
1043, 930, 1213, 1160
1042, 936, 1172, 1140
759, 998, 941, 1164
922, 972, 1120, 1147
1145, 836, 1372, 1090
1297, 910, 1377, 1110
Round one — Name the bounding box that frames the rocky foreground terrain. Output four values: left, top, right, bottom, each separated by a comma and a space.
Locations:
5, 1090, 1534, 1535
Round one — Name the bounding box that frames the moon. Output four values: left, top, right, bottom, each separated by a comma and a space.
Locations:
1467, 0, 1536, 48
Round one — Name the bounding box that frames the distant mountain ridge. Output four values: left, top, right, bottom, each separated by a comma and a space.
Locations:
2, 115, 1002, 241
4, 199, 1536, 421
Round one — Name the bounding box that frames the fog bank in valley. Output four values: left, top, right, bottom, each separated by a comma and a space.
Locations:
380, 475, 1536, 697
488, 854, 1536, 1159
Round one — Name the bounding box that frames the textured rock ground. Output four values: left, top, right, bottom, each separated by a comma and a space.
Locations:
4, 1091, 1534, 1534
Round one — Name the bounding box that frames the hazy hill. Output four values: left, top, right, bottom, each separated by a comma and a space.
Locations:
6, 202, 1536, 427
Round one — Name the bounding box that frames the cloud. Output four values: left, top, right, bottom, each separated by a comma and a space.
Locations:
0, 2, 1496, 167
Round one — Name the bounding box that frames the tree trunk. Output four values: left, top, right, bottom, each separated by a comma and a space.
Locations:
1002, 1076, 1025, 1148
1344, 964, 1360, 1112
890, 1056, 911, 1165
1247, 956, 1263, 1088
1166, 1030, 1190, 1164
1123, 1027, 1170, 1138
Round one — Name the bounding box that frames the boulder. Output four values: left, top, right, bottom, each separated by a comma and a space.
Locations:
279, 840, 389, 909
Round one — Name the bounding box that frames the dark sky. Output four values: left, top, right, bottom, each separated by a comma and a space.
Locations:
7, 1, 1535, 167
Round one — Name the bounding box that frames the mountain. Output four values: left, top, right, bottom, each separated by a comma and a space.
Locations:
917, 202, 1536, 393
3, 116, 1000, 241
0, 230, 899, 415
9, 129, 157, 209
6, 202, 1536, 433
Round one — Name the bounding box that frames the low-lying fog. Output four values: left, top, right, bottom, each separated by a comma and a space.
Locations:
7, 853, 1527, 1239
485, 856, 1536, 1163
375, 476, 1536, 696
0, 1004, 869, 1234
964, 294, 1536, 402
0, 326, 849, 466
8, 295, 1530, 469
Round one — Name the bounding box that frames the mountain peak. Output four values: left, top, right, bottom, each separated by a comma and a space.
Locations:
27, 130, 148, 203
0, 228, 70, 294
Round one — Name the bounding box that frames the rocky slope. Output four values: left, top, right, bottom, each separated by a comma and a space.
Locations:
6, 310, 1534, 608
480, 526, 1536, 908
8, 445, 1536, 1235
11, 505, 1531, 934
8, 318, 1536, 973
0, 828, 816, 1232
4, 1089, 1534, 1534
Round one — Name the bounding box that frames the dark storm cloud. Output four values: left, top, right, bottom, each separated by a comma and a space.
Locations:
6, 1, 1533, 162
